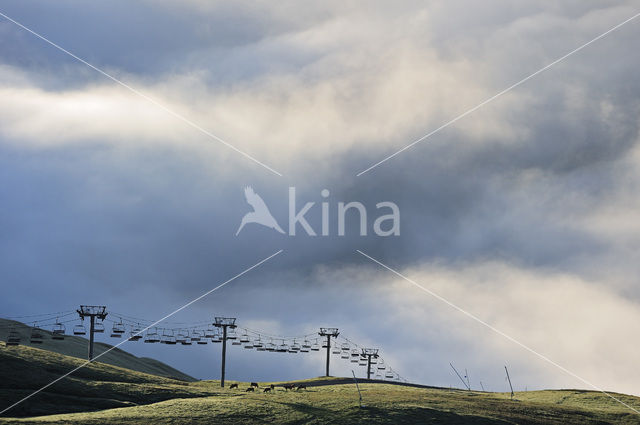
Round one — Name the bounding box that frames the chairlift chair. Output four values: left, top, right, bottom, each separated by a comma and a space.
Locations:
204, 325, 216, 338
244, 341, 254, 349
176, 329, 189, 343
226, 329, 238, 340
385, 371, 394, 379
211, 333, 222, 343
331, 345, 341, 355
253, 337, 264, 348
276, 340, 288, 352
93, 321, 105, 333
6, 329, 21, 346
30, 325, 44, 344
110, 320, 125, 338
52, 321, 66, 340
341, 342, 350, 351
191, 330, 203, 342
181, 338, 192, 346
350, 348, 360, 358
161, 329, 176, 345
340, 351, 350, 359
239, 331, 250, 343
310, 339, 320, 351
265, 340, 276, 351
358, 358, 367, 366
73, 323, 87, 336
144, 327, 160, 343
129, 325, 143, 341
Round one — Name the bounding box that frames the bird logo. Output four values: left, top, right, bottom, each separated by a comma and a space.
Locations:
236, 186, 285, 236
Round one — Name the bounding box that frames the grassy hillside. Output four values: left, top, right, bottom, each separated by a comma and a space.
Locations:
2, 343, 640, 424
0, 318, 195, 381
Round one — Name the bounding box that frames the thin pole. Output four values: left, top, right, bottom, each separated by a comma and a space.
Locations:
505, 366, 514, 400
325, 335, 331, 377
366, 355, 372, 379
351, 370, 363, 408
450, 363, 470, 390
88, 316, 95, 361
221, 326, 228, 387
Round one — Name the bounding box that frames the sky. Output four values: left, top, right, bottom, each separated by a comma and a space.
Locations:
1, 0, 640, 396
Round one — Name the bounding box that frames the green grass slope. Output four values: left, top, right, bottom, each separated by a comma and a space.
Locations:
0, 318, 195, 382
2, 344, 640, 424
0, 343, 214, 417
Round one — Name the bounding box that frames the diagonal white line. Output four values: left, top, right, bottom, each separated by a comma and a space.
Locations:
356, 249, 640, 414
356, 11, 640, 177
0, 249, 283, 415
0, 11, 282, 177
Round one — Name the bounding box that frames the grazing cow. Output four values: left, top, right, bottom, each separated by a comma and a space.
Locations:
263, 387, 271, 393
250, 382, 259, 388
229, 383, 238, 389
283, 384, 296, 391
296, 384, 307, 391
245, 387, 254, 392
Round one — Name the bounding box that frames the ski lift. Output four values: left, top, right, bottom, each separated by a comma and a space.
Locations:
73, 322, 87, 336
239, 331, 250, 343
129, 324, 143, 341
377, 359, 386, 370
226, 329, 238, 340
197, 339, 208, 345
253, 337, 263, 348
144, 327, 160, 343
110, 320, 125, 338
6, 329, 20, 346
385, 371, 394, 379
211, 332, 222, 343
331, 345, 341, 355
341, 342, 350, 351
30, 325, 44, 344
52, 320, 66, 340
350, 348, 360, 358
350, 356, 359, 363
358, 358, 367, 366
310, 339, 320, 351
300, 339, 311, 351
204, 325, 216, 338
290, 340, 301, 352
93, 321, 105, 333
340, 351, 350, 359
321, 339, 329, 348
265, 340, 276, 351
244, 340, 254, 349
176, 329, 188, 343
276, 340, 288, 352
161, 329, 176, 345
191, 330, 203, 342
181, 337, 192, 346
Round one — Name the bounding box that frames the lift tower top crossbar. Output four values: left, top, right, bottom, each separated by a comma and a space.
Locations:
318, 328, 339, 377
214, 317, 237, 388
76, 305, 107, 361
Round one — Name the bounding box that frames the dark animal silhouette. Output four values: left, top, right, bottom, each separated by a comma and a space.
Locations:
296, 384, 307, 391
270, 384, 275, 390
250, 382, 259, 388
229, 383, 238, 389
263, 387, 271, 393
283, 383, 296, 391
245, 387, 254, 392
